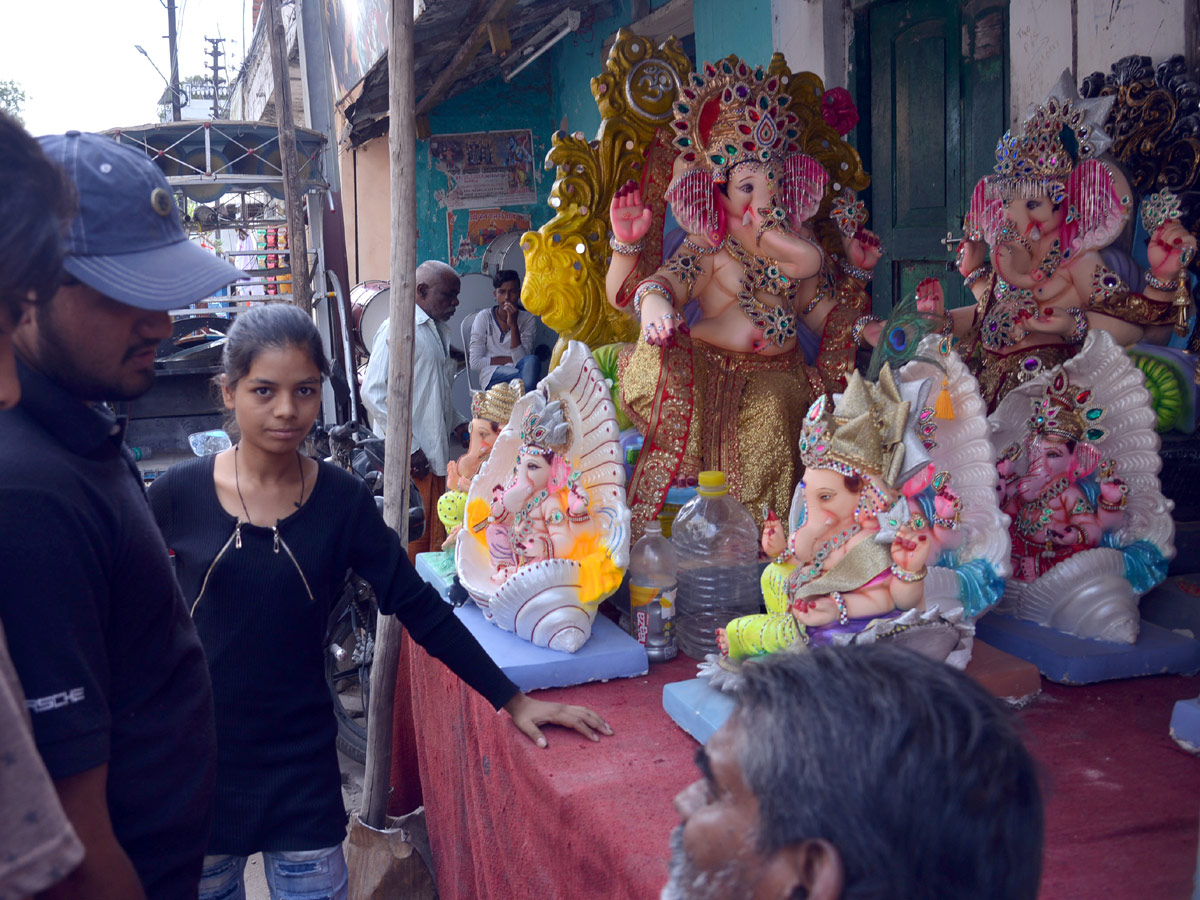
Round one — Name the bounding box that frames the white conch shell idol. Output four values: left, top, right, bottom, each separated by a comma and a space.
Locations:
455, 341, 631, 652
988, 330, 1173, 643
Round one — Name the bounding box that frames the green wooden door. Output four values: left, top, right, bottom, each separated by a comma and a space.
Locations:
866, 0, 1008, 315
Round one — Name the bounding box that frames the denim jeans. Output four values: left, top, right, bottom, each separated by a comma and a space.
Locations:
198, 845, 348, 900
487, 353, 541, 392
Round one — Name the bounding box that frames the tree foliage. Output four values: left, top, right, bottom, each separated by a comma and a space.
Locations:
0, 80, 26, 123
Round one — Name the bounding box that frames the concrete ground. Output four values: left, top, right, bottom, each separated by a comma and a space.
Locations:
244, 750, 365, 899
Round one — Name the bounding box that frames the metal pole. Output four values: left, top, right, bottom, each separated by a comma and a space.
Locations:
361, 0, 417, 830
167, 0, 181, 121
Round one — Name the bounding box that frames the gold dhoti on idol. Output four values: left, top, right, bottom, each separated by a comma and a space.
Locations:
618, 330, 820, 535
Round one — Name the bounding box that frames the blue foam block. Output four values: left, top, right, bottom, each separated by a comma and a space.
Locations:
414, 553, 649, 693
1169, 697, 1200, 753
1140, 575, 1200, 636
662, 677, 736, 744
974, 613, 1200, 684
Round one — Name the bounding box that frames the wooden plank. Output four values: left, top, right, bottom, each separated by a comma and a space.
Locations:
602, 0, 692, 59
361, 0, 419, 830
486, 21, 512, 57
414, 0, 518, 117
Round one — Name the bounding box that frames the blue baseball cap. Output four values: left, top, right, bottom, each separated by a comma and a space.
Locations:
38, 130, 243, 310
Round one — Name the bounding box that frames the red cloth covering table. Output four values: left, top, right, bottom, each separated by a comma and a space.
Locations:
391, 631, 1200, 900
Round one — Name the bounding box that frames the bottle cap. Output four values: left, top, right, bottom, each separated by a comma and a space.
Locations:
643, 519, 663, 535
696, 470, 728, 496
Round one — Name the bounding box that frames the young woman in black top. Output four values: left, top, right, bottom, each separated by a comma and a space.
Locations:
148, 303, 610, 900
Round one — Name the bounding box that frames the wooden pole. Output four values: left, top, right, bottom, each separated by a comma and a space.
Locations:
263, 0, 313, 313
361, 0, 417, 829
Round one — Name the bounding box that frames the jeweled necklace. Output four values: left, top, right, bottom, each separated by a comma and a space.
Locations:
233, 443, 305, 553
723, 236, 798, 346
787, 521, 863, 590
682, 236, 723, 256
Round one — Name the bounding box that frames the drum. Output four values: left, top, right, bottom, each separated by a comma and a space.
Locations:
221, 133, 263, 176
350, 280, 391, 356
180, 146, 229, 202
143, 137, 182, 178
479, 230, 527, 280
262, 146, 317, 199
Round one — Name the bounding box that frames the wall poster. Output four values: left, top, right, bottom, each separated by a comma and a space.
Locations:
430, 129, 536, 209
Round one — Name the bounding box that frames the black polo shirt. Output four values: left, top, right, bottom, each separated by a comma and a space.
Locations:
0, 360, 216, 900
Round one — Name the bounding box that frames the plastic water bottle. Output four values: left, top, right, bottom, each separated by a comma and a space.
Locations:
188, 429, 233, 456
628, 519, 677, 662
671, 471, 762, 659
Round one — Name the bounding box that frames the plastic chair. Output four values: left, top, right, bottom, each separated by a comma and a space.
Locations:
461, 310, 482, 392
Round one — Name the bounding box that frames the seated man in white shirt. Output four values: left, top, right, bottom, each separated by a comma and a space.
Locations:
361, 259, 466, 556
469, 269, 540, 392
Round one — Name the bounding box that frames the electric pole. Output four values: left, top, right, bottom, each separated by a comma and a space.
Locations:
205, 36, 226, 118
167, 0, 181, 120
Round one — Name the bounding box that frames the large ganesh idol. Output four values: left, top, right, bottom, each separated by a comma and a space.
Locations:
455, 341, 630, 652
989, 330, 1173, 644
708, 339, 1009, 672
610, 58, 875, 537
923, 71, 1197, 413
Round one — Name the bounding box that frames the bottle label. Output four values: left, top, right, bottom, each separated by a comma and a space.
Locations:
629, 583, 656, 609
660, 587, 676, 620
634, 608, 650, 645
629, 584, 677, 647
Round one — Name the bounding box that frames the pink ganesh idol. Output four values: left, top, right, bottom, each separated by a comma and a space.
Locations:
989, 330, 1174, 643
455, 342, 631, 652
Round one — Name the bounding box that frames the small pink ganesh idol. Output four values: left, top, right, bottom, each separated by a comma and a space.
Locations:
997, 371, 1128, 582
486, 393, 594, 579
988, 330, 1174, 643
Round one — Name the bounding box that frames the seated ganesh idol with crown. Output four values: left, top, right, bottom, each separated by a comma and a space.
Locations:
611, 60, 861, 537
919, 71, 1197, 412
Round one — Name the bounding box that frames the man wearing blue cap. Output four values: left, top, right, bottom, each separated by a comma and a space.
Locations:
0, 131, 243, 900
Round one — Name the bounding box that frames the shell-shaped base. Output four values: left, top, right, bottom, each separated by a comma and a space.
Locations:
485, 559, 599, 653
996, 548, 1141, 644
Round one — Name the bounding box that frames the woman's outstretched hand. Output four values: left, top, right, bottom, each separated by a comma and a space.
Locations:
503, 692, 613, 749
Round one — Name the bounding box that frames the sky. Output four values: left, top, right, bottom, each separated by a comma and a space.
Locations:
2, 0, 256, 136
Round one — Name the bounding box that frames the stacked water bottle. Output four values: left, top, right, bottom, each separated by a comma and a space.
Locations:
627, 470, 762, 661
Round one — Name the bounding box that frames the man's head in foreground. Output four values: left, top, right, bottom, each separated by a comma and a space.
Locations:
664, 645, 1043, 900
16, 131, 240, 401
0, 111, 74, 410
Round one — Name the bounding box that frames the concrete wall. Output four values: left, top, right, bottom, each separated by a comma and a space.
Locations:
339, 137, 391, 283
693, 0, 773, 66
773, 0, 851, 87
1010, 0, 1185, 125
228, 0, 305, 125
340, 70, 557, 284
548, 0, 634, 138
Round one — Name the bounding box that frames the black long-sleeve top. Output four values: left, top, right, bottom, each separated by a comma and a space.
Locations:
148, 455, 518, 854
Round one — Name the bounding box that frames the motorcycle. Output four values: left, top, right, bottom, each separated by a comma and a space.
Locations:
318, 421, 425, 763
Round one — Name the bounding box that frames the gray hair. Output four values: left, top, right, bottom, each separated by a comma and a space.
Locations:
732, 646, 1043, 900
416, 259, 457, 288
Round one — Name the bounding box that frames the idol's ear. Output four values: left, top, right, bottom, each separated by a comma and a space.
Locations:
781, 152, 829, 223
767, 837, 845, 900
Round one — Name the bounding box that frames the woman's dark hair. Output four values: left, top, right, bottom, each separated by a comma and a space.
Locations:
492, 269, 521, 290
0, 111, 75, 321
220, 303, 331, 389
